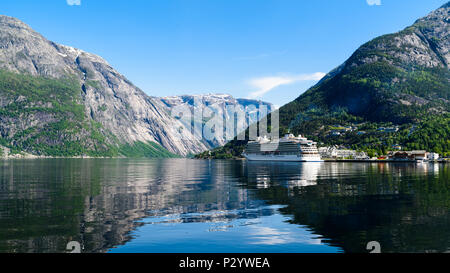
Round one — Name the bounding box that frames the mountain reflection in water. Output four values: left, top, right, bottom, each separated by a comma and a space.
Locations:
0, 159, 448, 253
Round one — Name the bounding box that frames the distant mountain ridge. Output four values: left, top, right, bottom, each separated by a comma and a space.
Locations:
0, 15, 270, 157
161, 94, 273, 148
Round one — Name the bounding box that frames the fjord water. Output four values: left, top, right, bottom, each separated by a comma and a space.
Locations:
0, 159, 448, 253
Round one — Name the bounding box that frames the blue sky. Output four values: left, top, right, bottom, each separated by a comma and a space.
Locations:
1, 0, 447, 106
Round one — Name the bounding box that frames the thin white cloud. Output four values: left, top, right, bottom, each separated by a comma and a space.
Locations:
366, 0, 381, 6
67, 0, 81, 6
247, 72, 326, 99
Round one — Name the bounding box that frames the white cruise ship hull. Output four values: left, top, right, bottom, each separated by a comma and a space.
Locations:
243, 153, 323, 162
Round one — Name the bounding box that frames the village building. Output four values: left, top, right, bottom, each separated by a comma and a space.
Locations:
428, 153, 440, 161
319, 146, 368, 160
389, 150, 428, 161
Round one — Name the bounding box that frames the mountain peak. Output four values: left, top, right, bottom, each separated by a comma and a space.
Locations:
0, 15, 34, 31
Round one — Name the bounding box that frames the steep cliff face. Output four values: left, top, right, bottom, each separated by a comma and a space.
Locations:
0, 15, 208, 156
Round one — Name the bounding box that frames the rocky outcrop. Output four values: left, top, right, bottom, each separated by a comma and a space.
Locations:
347, 2, 449, 70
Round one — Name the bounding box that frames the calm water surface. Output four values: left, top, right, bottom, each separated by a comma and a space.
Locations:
0, 159, 448, 253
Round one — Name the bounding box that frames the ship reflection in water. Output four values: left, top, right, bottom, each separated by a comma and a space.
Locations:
0, 159, 448, 253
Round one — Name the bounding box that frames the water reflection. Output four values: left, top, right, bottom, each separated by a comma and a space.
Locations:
243, 162, 450, 253
0, 159, 448, 253
246, 161, 323, 189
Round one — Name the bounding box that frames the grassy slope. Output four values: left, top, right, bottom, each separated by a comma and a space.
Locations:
119, 141, 179, 158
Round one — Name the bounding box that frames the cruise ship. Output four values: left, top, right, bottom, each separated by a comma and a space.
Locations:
242, 134, 323, 162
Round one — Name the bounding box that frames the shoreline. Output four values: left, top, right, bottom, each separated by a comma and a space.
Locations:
1, 148, 449, 164
0, 155, 127, 160
324, 159, 449, 164
0, 147, 124, 160
1, 157, 449, 163
201, 157, 449, 164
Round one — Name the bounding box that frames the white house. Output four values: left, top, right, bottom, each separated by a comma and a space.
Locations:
428, 153, 440, 161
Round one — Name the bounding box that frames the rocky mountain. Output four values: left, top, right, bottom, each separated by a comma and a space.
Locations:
282, 1, 449, 125
200, 2, 450, 158
0, 15, 274, 157
0, 15, 260, 157
161, 94, 273, 147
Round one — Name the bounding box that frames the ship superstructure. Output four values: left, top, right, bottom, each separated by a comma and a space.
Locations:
242, 134, 323, 162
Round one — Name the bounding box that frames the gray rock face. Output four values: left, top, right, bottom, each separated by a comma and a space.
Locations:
413, 2, 450, 66
0, 15, 208, 156
348, 3, 449, 69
